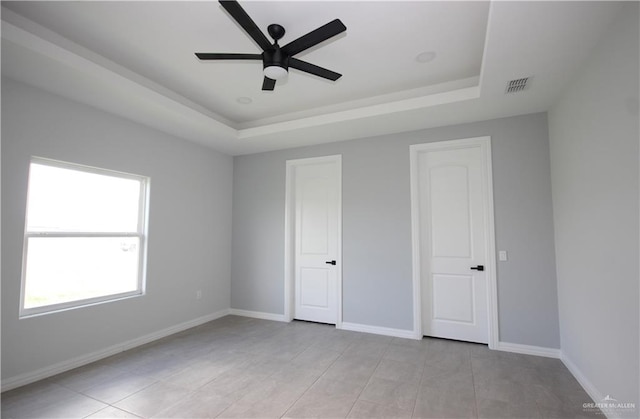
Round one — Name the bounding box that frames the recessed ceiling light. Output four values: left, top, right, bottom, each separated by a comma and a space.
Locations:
236, 97, 252, 105
416, 51, 436, 63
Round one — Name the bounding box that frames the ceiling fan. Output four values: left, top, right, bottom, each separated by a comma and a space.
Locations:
195, 0, 346, 91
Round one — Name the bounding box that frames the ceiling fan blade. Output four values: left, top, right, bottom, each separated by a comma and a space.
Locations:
195, 53, 262, 60
289, 58, 342, 81
281, 19, 346, 57
262, 77, 276, 91
219, 0, 273, 51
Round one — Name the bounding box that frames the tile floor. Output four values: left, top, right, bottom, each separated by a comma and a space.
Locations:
2, 315, 600, 418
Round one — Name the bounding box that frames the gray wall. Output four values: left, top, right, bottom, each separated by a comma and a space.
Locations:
548, 2, 639, 408
1, 78, 234, 381
232, 112, 561, 348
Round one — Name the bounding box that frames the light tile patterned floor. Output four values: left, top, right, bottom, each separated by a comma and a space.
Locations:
2, 315, 600, 418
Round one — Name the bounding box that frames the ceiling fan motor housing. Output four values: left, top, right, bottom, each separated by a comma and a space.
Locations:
263, 47, 289, 71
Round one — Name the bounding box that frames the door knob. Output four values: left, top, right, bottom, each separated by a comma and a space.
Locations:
470, 265, 484, 271
325, 260, 336, 265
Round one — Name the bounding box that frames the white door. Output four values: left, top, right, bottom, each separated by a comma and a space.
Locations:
415, 140, 493, 343
292, 157, 341, 324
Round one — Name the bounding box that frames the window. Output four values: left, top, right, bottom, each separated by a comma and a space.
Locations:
20, 158, 149, 317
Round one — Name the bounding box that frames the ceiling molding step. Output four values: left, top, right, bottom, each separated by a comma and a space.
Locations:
238, 76, 481, 130
237, 85, 480, 140
1, 8, 238, 136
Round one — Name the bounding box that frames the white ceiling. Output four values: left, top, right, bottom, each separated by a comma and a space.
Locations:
1, 1, 622, 155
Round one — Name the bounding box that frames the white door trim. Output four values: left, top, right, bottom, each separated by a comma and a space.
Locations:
410, 137, 499, 349
284, 155, 342, 327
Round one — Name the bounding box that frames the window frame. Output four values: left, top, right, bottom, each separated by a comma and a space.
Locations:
19, 157, 150, 318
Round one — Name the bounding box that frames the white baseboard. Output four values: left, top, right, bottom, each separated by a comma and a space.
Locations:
339, 322, 421, 340
561, 352, 608, 414
229, 308, 287, 322
1, 309, 230, 392
498, 345, 618, 417
496, 341, 561, 358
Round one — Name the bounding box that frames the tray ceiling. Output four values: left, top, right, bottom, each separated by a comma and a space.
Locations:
1, 1, 622, 155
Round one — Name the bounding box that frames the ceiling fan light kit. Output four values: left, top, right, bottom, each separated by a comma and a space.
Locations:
195, 0, 346, 91
264, 65, 288, 81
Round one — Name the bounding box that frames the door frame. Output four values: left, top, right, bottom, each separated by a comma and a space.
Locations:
284, 155, 342, 327
409, 137, 499, 349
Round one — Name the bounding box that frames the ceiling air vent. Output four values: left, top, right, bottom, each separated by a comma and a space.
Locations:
505, 77, 531, 94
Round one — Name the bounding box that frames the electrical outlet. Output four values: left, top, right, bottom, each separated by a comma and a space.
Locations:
196, 290, 202, 300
